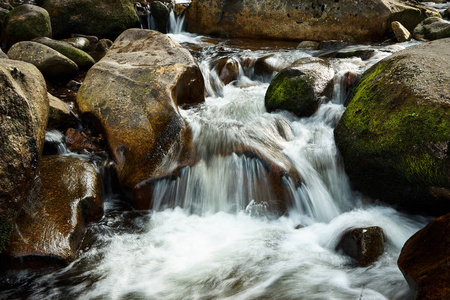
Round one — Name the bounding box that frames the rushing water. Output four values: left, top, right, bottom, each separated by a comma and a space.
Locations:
0, 14, 433, 300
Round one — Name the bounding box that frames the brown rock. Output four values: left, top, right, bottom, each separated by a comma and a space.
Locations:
65, 128, 101, 152
398, 213, 450, 299
47, 93, 78, 130
76, 29, 204, 192
254, 55, 283, 81
214, 57, 239, 85
0, 59, 49, 253
297, 41, 320, 50
336, 226, 385, 266
5, 155, 103, 266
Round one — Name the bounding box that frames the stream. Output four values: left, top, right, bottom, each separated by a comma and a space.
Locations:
0, 8, 439, 300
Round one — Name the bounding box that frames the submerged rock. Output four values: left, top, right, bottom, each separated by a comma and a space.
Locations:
413, 17, 450, 40
0, 59, 49, 253
398, 213, 450, 299
1, 4, 51, 47
7, 41, 78, 79
336, 226, 385, 266
41, 0, 140, 39
185, 0, 439, 42
76, 29, 204, 196
334, 38, 450, 216
265, 57, 334, 118
5, 155, 103, 267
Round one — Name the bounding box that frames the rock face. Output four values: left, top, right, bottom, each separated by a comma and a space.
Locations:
76, 29, 204, 192
413, 17, 450, 40
41, 0, 140, 39
7, 41, 78, 79
336, 226, 385, 266
265, 57, 334, 118
185, 0, 439, 42
398, 213, 450, 299
1, 4, 52, 46
5, 155, 103, 265
0, 59, 49, 253
334, 38, 450, 216
32, 37, 95, 69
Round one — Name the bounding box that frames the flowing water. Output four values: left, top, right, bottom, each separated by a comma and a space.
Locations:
0, 13, 433, 300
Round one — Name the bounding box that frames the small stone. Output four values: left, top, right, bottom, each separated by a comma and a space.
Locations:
392, 21, 412, 42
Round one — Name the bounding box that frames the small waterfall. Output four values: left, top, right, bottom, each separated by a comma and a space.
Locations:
44, 130, 68, 155
169, 10, 185, 34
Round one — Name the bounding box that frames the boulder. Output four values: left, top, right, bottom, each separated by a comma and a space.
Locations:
1, 4, 51, 47
47, 93, 79, 130
5, 155, 103, 266
185, 0, 439, 42
0, 59, 49, 253
334, 38, 450, 216
61, 37, 91, 51
265, 57, 334, 118
336, 226, 385, 266
213, 57, 239, 85
253, 55, 283, 81
76, 29, 204, 192
7, 41, 78, 79
392, 21, 412, 42
398, 213, 450, 299
150, 1, 170, 34
413, 17, 450, 40
33, 37, 95, 69
41, 0, 140, 39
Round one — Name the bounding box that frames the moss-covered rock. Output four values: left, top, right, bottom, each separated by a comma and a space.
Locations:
413, 17, 450, 40
7, 41, 78, 79
32, 37, 95, 69
334, 38, 450, 216
0, 59, 49, 253
41, 0, 140, 39
1, 4, 52, 47
76, 29, 204, 197
265, 57, 334, 118
5, 155, 103, 266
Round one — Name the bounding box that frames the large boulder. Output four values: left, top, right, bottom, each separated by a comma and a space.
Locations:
1, 4, 51, 47
185, 0, 440, 42
40, 0, 140, 39
0, 59, 49, 253
334, 38, 450, 216
32, 37, 95, 69
265, 57, 334, 118
5, 155, 103, 266
413, 17, 450, 40
398, 213, 450, 299
76, 29, 204, 194
7, 41, 78, 79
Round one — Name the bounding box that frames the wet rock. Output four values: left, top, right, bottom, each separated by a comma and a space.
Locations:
334, 38, 450, 216
32, 37, 95, 69
47, 93, 78, 130
76, 29, 204, 192
5, 155, 103, 267
95, 38, 113, 52
336, 226, 385, 266
61, 37, 91, 51
71, 33, 98, 49
398, 213, 450, 299
319, 40, 348, 51
214, 57, 239, 85
265, 57, 334, 118
413, 17, 450, 40
65, 128, 101, 153
7, 41, 78, 79
186, 0, 440, 42
1, 4, 51, 47
253, 55, 283, 81
0, 59, 49, 253
297, 41, 320, 50
342, 71, 358, 93
392, 21, 412, 42
334, 49, 376, 60
150, 1, 170, 34
41, 0, 140, 39
443, 8, 450, 20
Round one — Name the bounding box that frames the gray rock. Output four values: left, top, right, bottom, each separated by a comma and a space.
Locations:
414, 17, 450, 40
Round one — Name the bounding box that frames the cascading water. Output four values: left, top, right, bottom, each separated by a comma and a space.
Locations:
0, 24, 431, 300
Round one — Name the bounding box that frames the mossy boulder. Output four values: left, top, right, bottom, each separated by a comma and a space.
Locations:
0, 59, 49, 253
76, 29, 204, 196
413, 17, 450, 40
1, 4, 52, 47
7, 41, 78, 79
32, 37, 95, 69
41, 0, 140, 39
265, 57, 334, 118
398, 213, 450, 299
5, 155, 103, 266
185, 0, 439, 42
334, 38, 450, 216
